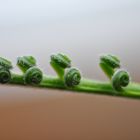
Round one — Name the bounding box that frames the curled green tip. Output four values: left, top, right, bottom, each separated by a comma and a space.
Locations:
64, 67, 81, 87
0, 57, 13, 69
0, 66, 11, 83
111, 69, 130, 91
17, 56, 36, 73
51, 53, 71, 69
100, 54, 120, 69
24, 66, 43, 85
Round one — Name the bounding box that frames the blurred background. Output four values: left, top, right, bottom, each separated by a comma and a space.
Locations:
0, 1, 140, 140
0, 0, 140, 81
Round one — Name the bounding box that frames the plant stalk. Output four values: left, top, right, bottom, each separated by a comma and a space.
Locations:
10, 73, 140, 99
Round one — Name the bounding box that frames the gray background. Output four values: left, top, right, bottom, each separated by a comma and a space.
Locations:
0, 0, 140, 81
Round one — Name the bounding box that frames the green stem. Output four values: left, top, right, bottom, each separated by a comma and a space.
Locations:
10, 73, 140, 99
50, 61, 64, 80
99, 62, 114, 79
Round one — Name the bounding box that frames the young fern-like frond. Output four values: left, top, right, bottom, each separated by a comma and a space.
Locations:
0, 53, 139, 99
50, 53, 71, 80
50, 53, 82, 87
17, 56, 43, 85
99, 54, 130, 92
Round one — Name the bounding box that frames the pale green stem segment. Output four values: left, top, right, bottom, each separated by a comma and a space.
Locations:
99, 54, 120, 79
10, 73, 140, 99
50, 61, 65, 80
99, 62, 114, 79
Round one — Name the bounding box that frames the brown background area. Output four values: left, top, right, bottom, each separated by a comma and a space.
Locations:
0, 0, 140, 139
0, 85, 140, 140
